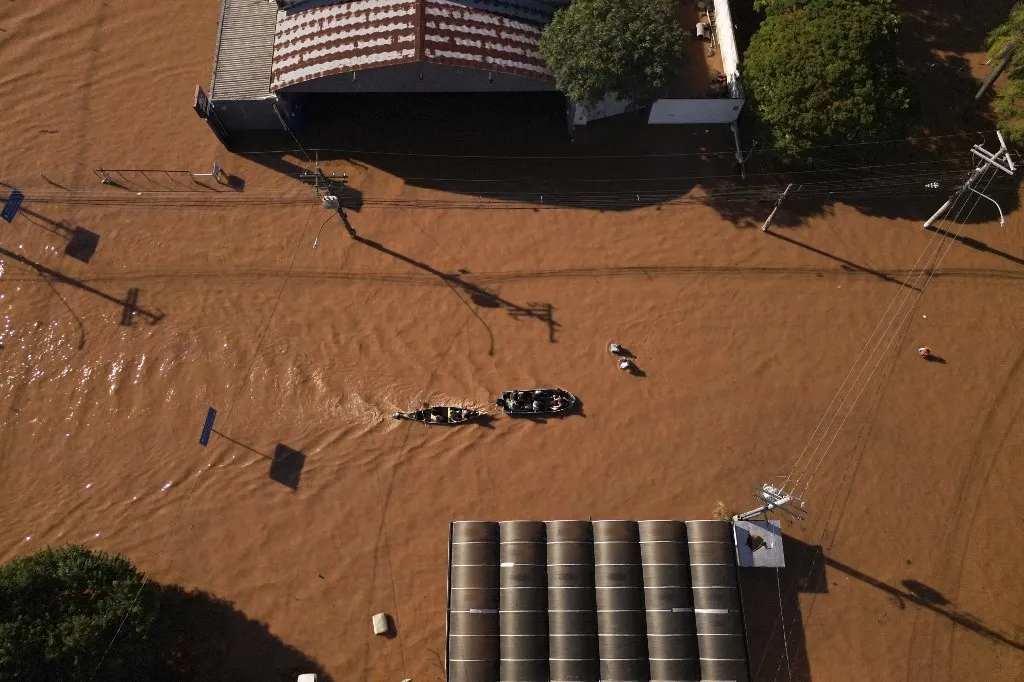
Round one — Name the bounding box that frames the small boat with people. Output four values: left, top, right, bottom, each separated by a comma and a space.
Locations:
496, 388, 577, 416
393, 406, 482, 425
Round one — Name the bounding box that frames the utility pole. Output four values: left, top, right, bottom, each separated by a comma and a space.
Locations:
762, 183, 794, 232
733, 483, 807, 523
730, 123, 757, 180
924, 131, 1016, 228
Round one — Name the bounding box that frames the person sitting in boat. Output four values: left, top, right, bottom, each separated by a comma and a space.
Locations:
551, 395, 566, 410
532, 400, 542, 411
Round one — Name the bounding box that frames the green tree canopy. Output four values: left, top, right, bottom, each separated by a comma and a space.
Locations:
540, 0, 686, 108
986, 3, 1024, 143
0, 545, 159, 680
743, 0, 912, 156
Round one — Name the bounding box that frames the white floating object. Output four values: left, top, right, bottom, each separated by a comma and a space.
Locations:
161, 482, 172, 491
372, 612, 389, 636
94, 532, 100, 538
25, 535, 31, 541
85, 482, 92, 489
922, 315, 927, 319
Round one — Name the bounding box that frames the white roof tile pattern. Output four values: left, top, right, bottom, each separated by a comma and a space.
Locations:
271, 0, 568, 91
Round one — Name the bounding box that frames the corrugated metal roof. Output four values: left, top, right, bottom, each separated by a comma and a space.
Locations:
211, 0, 277, 100
270, 0, 569, 91
447, 520, 747, 682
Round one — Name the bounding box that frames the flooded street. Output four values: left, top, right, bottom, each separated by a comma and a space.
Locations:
1, 2, 1022, 680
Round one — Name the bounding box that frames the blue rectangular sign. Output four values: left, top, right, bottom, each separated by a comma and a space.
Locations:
199, 407, 217, 446
1, 190, 24, 223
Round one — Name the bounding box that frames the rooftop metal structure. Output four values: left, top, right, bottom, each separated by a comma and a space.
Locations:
446, 519, 750, 682
210, 0, 277, 100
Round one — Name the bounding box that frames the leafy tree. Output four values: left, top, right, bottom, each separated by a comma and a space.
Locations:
0, 545, 159, 681
743, 0, 912, 156
986, 3, 1024, 143
540, 0, 686, 107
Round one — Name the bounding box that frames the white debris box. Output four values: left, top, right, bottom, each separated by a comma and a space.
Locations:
372, 612, 389, 636
297, 675, 317, 682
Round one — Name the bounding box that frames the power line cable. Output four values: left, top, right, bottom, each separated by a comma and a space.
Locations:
240, 129, 998, 160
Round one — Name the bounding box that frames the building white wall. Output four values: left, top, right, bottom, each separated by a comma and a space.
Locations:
713, 0, 741, 81
647, 98, 744, 124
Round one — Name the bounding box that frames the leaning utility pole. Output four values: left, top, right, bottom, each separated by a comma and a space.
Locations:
924, 131, 1016, 228
762, 183, 794, 232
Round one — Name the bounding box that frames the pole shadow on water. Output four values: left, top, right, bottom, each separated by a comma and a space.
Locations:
17, 207, 101, 263
741, 533, 1024, 682
352, 234, 559, 347
0, 246, 163, 341
212, 430, 307, 490
765, 231, 923, 291
925, 225, 1024, 267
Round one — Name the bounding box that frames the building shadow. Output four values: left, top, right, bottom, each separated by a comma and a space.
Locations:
149, 584, 332, 681
740, 534, 823, 682
0, 246, 164, 325
741, 533, 1024, 682
216, 2, 1020, 226
230, 93, 727, 213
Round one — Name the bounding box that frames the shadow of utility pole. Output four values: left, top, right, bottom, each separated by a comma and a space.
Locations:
211, 430, 306, 490
353, 235, 559, 344
925, 224, 1024, 267
766, 231, 922, 291
0, 246, 164, 325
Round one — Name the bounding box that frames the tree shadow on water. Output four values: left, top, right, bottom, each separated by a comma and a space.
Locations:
150, 584, 331, 681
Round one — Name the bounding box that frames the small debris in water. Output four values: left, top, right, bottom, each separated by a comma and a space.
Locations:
94, 532, 101, 538
24, 535, 31, 541
161, 482, 173, 491
85, 482, 92, 489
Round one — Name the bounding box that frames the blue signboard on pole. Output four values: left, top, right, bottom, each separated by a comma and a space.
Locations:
1, 190, 24, 223
199, 407, 217, 446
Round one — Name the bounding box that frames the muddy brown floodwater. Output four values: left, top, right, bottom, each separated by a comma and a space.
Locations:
1, 2, 1023, 681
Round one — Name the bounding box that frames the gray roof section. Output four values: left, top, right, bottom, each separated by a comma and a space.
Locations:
211, 0, 277, 100
447, 520, 748, 682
